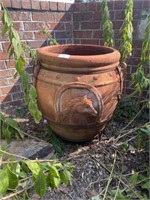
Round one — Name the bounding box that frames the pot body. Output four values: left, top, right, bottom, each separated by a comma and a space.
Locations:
34, 44, 124, 142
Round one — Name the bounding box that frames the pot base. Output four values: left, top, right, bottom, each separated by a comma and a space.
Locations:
49, 121, 106, 142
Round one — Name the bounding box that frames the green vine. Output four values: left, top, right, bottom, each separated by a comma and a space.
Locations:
1, 4, 42, 123
0, 112, 24, 143
101, 0, 114, 47
0, 148, 73, 199
120, 0, 133, 62
40, 27, 58, 45
131, 14, 150, 95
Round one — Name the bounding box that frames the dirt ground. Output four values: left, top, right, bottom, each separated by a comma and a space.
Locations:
2, 105, 149, 200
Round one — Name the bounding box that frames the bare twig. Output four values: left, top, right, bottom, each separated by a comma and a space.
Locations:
87, 151, 144, 200
1, 184, 33, 200
103, 151, 117, 200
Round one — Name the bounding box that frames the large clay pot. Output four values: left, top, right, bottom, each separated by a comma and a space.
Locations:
33, 44, 125, 142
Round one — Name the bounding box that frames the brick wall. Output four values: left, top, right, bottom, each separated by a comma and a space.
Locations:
0, 0, 73, 108
0, 0, 149, 108
73, 0, 149, 95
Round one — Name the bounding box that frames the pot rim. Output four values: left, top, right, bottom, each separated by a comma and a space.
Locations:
38, 44, 121, 72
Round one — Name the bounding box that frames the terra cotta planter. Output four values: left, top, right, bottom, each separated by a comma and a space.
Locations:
33, 44, 125, 142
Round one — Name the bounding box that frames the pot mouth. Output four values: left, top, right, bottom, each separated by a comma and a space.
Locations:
38, 44, 121, 73
40, 44, 115, 56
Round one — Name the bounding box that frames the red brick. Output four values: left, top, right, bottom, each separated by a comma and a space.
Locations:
133, 10, 140, 19
34, 32, 49, 40
0, 79, 9, 87
0, 11, 4, 20
12, 92, 24, 100
1, 0, 11, 8
22, 0, 31, 9
0, 61, 6, 69
93, 31, 102, 39
132, 40, 143, 48
73, 3, 87, 11
65, 3, 73, 11
93, 12, 102, 21
133, 20, 138, 29
114, 40, 121, 49
48, 22, 65, 31
115, 11, 125, 20
74, 31, 92, 38
0, 94, 12, 103
19, 31, 34, 40
133, 1, 143, 9
58, 2, 65, 11
55, 39, 66, 44
0, 69, 15, 77
73, 22, 80, 30
109, 11, 115, 20
100, 39, 104, 46
74, 12, 93, 21
74, 39, 80, 44
0, 51, 8, 60
55, 31, 72, 39
142, 1, 150, 9
54, 13, 71, 22
87, 2, 97, 11
133, 49, 142, 57
32, 13, 54, 21
1, 85, 20, 95
81, 22, 100, 30
5, 60, 15, 68
31, 0, 40, 10
24, 22, 45, 31
81, 39, 99, 45
50, 2, 57, 11
66, 39, 73, 44
108, 1, 114, 10
40, 1, 49, 10
14, 22, 24, 31
0, 33, 8, 42
2, 42, 10, 51
66, 23, 72, 31
114, 1, 123, 10
112, 20, 123, 29
7, 77, 20, 85
128, 57, 141, 65
12, 0, 21, 9
10, 11, 31, 21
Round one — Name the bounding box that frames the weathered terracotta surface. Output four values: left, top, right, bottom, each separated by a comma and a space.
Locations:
34, 44, 124, 142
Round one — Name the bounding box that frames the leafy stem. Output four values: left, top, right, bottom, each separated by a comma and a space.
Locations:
120, 0, 133, 62
101, 0, 114, 47
131, 14, 150, 94
1, 3, 42, 123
